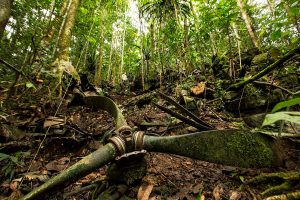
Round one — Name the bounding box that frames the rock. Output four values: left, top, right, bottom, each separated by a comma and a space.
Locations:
182, 96, 197, 110
251, 48, 282, 72
224, 85, 284, 114
268, 47, 282, 59
224, 91, 240, 100
242, 113, 266, 128
251, 52, 269, 66
241, 48, 260, 66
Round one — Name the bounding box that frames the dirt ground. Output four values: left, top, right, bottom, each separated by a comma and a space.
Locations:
0, 90, 299, 200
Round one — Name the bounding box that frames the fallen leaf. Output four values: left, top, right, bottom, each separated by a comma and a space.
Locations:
192, 183, 204, 194
229, 191, 241, 200
191, 82, 206, 95
137, 184, 154, 200
22, 171, 49, 182
43, 116, 65, 129
213, 184, 224, 200
9, 181, 18, 191
45, 157, 70, 172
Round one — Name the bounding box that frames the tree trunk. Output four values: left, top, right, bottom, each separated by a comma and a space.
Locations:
189, 0, 206, 75
209, 32, 217, 55
182, 16, 189, 74
267, 0, 275, 17
0, 0, 12, 39
57, 0, 79, 61
120, 9, 126, 81
106, 39, 114, 82
236, 0, 259, 48
139, 14, 145, 91
94, 38, 103, 86
232, 22, 242, 70
282, 0, 300, 36
53, 0, 80, 96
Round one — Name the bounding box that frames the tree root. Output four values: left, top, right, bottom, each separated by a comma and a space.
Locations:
247, 172, 300, 197
265, 191, 300, 200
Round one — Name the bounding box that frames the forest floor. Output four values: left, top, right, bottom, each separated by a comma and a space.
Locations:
0, 87, 299, 200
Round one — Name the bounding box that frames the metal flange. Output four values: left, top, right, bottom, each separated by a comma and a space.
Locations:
132, 131, 145, 151
107, 135, 126, 156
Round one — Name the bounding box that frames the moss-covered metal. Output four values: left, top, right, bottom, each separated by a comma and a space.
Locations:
143, 129, 280, 168
83, 96, 128, 130
20, 143, 117, 200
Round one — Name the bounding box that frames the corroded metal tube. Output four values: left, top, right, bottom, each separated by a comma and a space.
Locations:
20, 143, 117, 200
83, 96, 128, 130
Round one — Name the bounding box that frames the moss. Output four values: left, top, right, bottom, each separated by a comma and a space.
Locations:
226, 131, 274, 167
144, 129, 279, 168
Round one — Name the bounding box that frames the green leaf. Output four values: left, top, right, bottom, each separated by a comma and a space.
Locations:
262, 112, 300, 126
291, 37, 299, 44
259, 28, 266, 37
87, 36, 97, 44
80, 7, 88, 15
239, 176, 245, 183
26, 82, 35, 88
0, 153, 10, 161
290, 7, 299, 16
9, 156, 19, 165
272, 98, 300, 112
270, 30, 281, 41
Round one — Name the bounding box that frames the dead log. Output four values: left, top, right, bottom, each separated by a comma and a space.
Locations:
227, 46, 300, 90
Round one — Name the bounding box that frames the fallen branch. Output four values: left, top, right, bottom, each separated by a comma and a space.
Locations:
0, 59, 36, 102
247, 172, 300, 197
253, 81, 294, 95
158, 92, 214, 129
0, 59, 25, 75
227, 46, 300, 90
153, 102, 211, 131
0, 59, 33, 83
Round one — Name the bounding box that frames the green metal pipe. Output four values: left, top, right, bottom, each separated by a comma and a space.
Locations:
20, 143, 117, 200
143, 129, 280, 168
83, 96, 128, 129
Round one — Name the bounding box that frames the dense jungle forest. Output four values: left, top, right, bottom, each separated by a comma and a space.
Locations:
0, 0, 300, 199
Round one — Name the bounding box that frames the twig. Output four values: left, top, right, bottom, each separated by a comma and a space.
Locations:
0, 141, 31, 149
63, 183, 99, 198
253, 81, 294, 95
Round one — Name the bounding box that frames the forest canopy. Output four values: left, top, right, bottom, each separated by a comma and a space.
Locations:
0, 0, 299, 93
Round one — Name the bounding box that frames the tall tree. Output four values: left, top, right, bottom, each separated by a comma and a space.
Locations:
94, 7, 105, 86
236, 0, 259, 48
282, 0, 300, 35
52, 0, 80, 96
